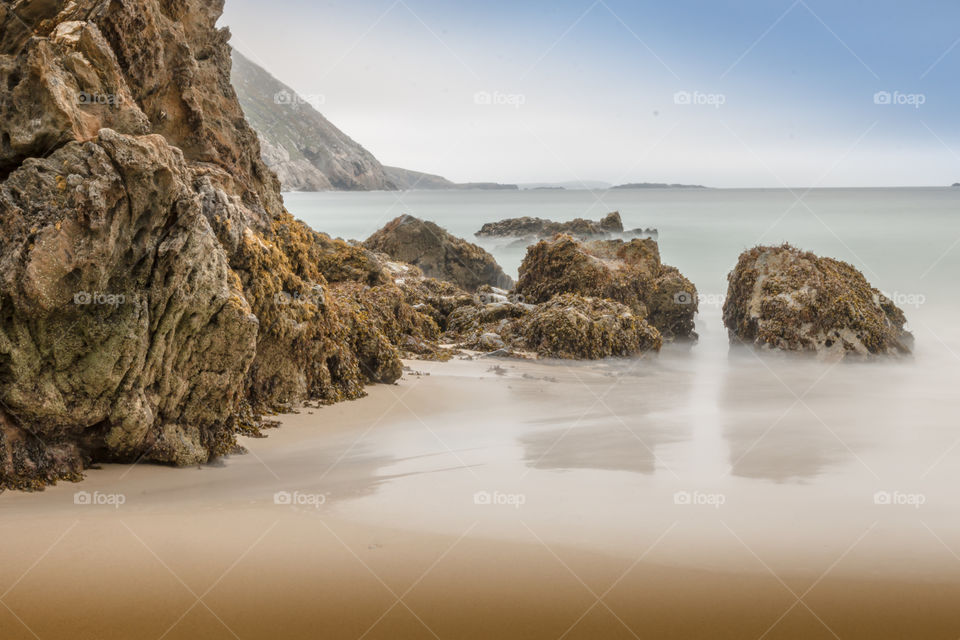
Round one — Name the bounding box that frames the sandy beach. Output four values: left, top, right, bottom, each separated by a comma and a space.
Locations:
3, 353, 960, 639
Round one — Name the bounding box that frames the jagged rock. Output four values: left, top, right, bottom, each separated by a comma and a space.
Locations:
364, 215, 514, 292
0, 0, 440, 489
475, 211, 624, 239
723, 245, 913, 357
515, 234, 698, 341
1, 129, 260, 478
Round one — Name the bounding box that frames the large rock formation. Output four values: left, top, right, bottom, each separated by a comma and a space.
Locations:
723, 245, 913, 357
515, 235, 698, 341
476, 212, 624, 240
230, 49, 398, 192
0, 0, 440, 489
364, 215, 514, 292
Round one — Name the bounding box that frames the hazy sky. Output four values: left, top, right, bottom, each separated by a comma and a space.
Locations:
222, 0, 960, 187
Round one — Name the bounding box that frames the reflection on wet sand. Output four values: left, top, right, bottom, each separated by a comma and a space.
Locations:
520, 423, 659, 473
517, 356, 695, 474
719, 348, 892, 482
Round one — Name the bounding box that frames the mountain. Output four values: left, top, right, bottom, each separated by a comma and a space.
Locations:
230, 49, 398, 191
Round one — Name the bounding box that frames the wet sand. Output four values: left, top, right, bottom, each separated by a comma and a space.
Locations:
3, 352, 960, 639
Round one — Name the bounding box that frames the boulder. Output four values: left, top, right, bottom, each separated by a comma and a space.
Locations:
521, 294, 662, 359
475, 211, 624, 239
722, 245, 913, 357
515, 235, 698, 341
364, 215, 514, 291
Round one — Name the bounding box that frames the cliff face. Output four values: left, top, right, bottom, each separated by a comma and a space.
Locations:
230, 49, 397, 192
0, 0, 432, 489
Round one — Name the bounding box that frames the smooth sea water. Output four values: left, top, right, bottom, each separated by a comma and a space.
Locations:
277, 188, 960, 576
285, 187, 960, 354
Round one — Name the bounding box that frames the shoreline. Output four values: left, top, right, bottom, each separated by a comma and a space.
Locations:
4, 356, 960, 638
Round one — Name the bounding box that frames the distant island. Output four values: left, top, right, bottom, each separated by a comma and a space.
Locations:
519, 181, 612, 190
612, 182, 708, 189
952, 183, 960, 187
383, 167, 518, 191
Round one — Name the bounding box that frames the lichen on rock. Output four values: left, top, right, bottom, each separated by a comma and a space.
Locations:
722, 244, 913, 357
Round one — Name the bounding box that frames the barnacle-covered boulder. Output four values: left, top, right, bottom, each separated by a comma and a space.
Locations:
521, 294, 662, 359
515, 234, 698, 341
723, 244, 913, 357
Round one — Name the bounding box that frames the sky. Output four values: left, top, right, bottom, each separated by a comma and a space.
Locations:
222, 0, 960, 188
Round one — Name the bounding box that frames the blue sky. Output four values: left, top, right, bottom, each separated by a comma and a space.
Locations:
222, 0, 960, 187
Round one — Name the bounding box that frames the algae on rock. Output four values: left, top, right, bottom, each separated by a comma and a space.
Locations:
722, 244, 913, 357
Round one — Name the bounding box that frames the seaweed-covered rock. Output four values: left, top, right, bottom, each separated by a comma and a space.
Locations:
723, 244, 913, 357
0, 0, 442, 489
364, 215, 514, 291
515, 235, 698, 341
475, 211, 624, 239
521, 294, 662, 359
